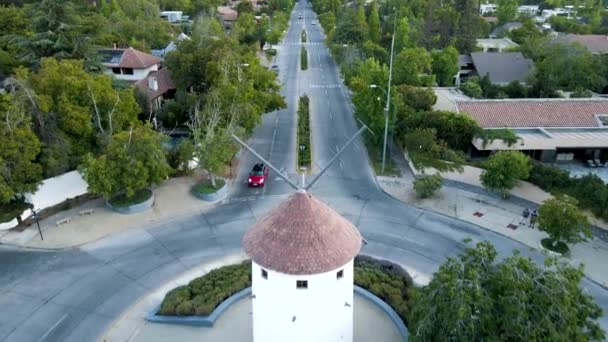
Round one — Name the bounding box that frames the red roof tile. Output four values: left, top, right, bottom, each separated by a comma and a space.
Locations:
100, 47, 161, 69
555, 34, 608, 54
457, 99, 608, 128
135, 68, 176, 100
243, 191, 362, 275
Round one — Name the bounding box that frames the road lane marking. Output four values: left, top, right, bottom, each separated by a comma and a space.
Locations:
38, 313, 68, 342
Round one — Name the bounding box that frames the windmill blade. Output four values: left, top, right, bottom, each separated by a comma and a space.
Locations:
231, 134, 301, 191
305, 124, 369, 191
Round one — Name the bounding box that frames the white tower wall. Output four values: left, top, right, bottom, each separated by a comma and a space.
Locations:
251, 260, 355, 342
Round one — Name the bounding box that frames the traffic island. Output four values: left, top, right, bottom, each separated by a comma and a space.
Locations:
297, 95, 311, 172
300, 46, 308, 70
106, 188, 154, 214
191, 178, 227, 202
301, 29, 307, 43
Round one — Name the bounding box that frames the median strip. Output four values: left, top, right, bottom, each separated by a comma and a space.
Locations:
300, 46, 308, 70
301, 29, 307, 43
297, 95, 311, 172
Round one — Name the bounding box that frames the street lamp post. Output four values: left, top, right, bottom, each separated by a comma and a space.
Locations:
380, 10, 397, 174
32, 209, 43, 241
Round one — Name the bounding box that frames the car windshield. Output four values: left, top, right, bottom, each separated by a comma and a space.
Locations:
252, 165, 264, 176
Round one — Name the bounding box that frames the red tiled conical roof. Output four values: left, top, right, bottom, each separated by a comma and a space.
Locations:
243, 191, 362, 275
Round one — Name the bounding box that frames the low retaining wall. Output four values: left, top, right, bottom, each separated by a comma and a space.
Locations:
106, 190, 155, 214
145, 287, 251, 327
145, 286, 410, 342
191, 181, 228, 202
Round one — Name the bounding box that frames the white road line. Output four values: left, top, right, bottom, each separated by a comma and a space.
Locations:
38, 314, 68, 342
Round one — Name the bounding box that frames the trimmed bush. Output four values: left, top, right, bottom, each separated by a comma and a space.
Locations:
158, 256, 413, 327
297, 95, 311, 169
541, 238, 570, 255
108, 188, 152, 208
414, 174, 443, 198
355, 255, 412, 325
158, 261, 251, 316
301, 46, 308, 70
192, 179, 226, 195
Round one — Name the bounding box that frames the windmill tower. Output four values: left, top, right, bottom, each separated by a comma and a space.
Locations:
233, 123, 369, 342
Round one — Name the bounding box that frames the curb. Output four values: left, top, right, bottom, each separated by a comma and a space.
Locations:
374, 176, 608, 291
106, 189, 155, 214
191, 180, 228, 202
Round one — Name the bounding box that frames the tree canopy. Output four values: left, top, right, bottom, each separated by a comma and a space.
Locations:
409, 241, 605, 341
538, 195, 592, 246
481, 151, 532, 197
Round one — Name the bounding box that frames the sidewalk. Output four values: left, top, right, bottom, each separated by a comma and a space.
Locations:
377, 150, 608, 288
0, 177, 218, 249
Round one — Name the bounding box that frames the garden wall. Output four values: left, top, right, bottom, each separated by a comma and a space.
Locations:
0, 171, 89, 230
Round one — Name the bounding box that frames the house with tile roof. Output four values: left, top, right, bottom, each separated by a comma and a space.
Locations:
554, 34, 608, 55
99, 47, 162, 82
218, 6, 238, 29
457, 98, 608, 164
99, 47, 176, 112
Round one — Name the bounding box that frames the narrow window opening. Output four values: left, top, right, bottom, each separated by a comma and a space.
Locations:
296, 280, 308, 289
337, 269, 344, 279
261, 269, 268, 279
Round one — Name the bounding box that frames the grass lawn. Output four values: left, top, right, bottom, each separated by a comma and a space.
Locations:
108, 189, 153, 208
367, 143, 401, 177
192, 179, 226, 194
541, 238, 570, 255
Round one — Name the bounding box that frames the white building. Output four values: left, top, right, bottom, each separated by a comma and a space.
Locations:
480, 3, 497, 15
98, 47, 161, 82
160, 10, 183, 23
243, 191, 363, 342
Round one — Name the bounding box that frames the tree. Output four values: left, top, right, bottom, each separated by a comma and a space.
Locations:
10, 58, 140, 177
401, 128, 464, 173
394, 85, 437, 112
496, 0, 518, 23
454, 0, 480, 53
410, 241, 605, 341
480, 151, 531, 197
0, 94, 42, 204
393, 47, 434, 86
538, 195, 592, 246
413, 174, 443, 198
368, 2, 381, 43
508, 19, 544, 45
460, 79, 483, 98
394, 17, 412, 53
431, 46, 459, 86
81, 125, 171, 199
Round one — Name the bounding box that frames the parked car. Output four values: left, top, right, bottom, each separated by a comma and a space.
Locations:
248, 163, 269, 187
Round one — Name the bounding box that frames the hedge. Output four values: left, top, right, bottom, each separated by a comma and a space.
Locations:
301, 46, 308, 70
158, 256, 413, 326
297, 95, 311, 169
158, 261, 251, 316
528, 162, 608, 221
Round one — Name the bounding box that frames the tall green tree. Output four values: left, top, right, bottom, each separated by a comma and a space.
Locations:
11, 58, 140, 177
431, 46, 459, 86
393, 47, 434, 86
0, 94, 42, 204
368, 2, 381, 43
410, 241, 605, 341
496, 0, 518, 23
538, 195, 592, 247
454, 0, 480, 53
480, 151, 531, 197
81, 125, 171, 199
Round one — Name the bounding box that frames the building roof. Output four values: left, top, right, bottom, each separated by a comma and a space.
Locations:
554, 34, 608, 54
243, 191, 363, 275
457, 99, 608, 128
473, 127, 608, 151
470, 52, 534, 84
217, 6, 238, 21
490, 22, 523, 37
476, 38, 519, 49
135, 68, 175, 100
99, 47, 161, 69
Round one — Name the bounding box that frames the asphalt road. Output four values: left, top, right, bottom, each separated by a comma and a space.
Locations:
0, 3, 607, 341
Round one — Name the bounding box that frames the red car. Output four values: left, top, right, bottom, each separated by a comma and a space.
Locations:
248, 163, 269, 187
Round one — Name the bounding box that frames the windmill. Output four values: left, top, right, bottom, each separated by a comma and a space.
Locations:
234, 122, 372, 342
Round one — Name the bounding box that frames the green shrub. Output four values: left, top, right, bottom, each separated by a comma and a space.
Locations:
108, 189, 152, 208
301, 29, 307, 42
541, 238, 570, 255
460, 80, 483, 98
301, 46, 308, 70
297, 95, 311, 169
414, 174, 443, 198
528, 162, 572, 192
158, 261, 251, 316
354, 255, 413, 325
192, 179, 226, 194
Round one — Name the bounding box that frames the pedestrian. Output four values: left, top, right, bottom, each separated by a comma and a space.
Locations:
529, 210, 538, 228
520, 208, 530, 225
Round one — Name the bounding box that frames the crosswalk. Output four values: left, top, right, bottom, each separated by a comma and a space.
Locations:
309, 84, 341, 89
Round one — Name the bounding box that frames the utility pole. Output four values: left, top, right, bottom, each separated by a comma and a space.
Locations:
381, 9, 397, 174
